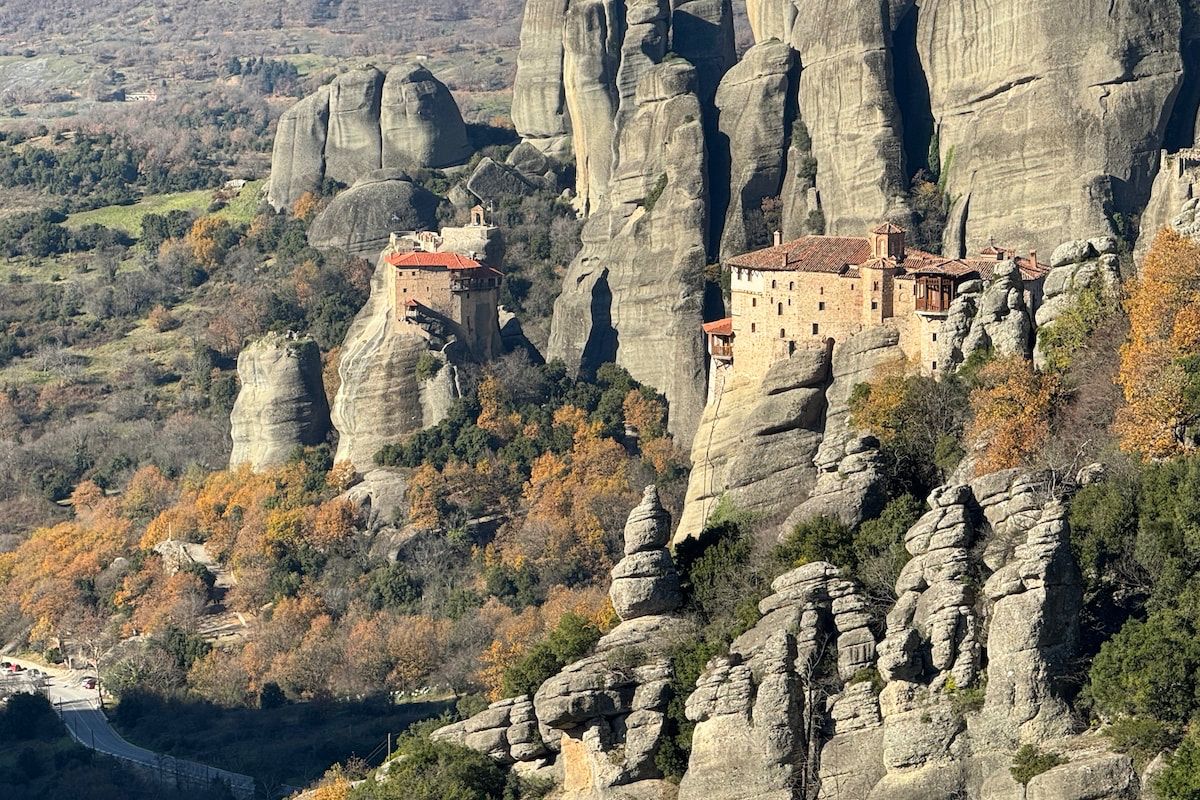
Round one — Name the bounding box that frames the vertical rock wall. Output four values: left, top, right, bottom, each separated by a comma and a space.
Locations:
229, 334, 331, 471
548, 61, 710, 447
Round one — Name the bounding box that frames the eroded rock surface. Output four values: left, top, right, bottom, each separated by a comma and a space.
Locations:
937, 261, 1034, 373
548, 60, 709, 448
268, 64, 470, 211
1033, 239, 1122, 369
306, 170, 440, 259
229, 334, 331, 470
511, 0, 572, 138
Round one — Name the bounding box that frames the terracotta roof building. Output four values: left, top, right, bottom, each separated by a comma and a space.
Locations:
706, 223, 1047, 381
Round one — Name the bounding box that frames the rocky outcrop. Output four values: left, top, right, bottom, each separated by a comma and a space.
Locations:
1138, 150, 1200, 262
676, 349, 827, 541
561, 0, 623, 215
1034, 239, 1122, 369
678, 328, 899, 543
511, 0, 572, 138
533, 485, 686, 800
268, 64, 470, 211
306, 170, 440, 260
679, 561, 877, 800
682, 469, 1135, 800
229, 334, 331, 470
463, 158, 539, 206
380, 65, 471, 171
548, 60, 709, 447
936, 261, 1034, 373
331, 252, 458, 472
267, 87, 330, 213
432, 696, 552, 766
667, 0, 735, 108
715, 40, 795, 260
916, 0, 1185, 254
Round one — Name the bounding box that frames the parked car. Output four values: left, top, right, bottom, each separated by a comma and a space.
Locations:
6, 663, 24, 673
82, 677, 96, 689
0, 661, 10, 669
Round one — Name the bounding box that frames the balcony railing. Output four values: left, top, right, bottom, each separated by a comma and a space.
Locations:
710, 342, 733, 359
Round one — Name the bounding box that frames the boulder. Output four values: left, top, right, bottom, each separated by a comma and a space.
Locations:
307, 170, 440, 260
464, 157, 539, 205
548, 60, 709, 448
380, 65, 471, 170
229, 334, 331, 470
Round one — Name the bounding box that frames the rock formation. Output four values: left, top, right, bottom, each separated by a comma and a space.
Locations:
437, 487, 688, 797
936, 261, 1034, 373
683, 470, 1138, 800
380, 65, 471, 171
533, 485, 685, 800
1139, 150, 1200, 261
915, 0, 1186, 254
714, 40, 795, 260
306, 170, 440, 260
1034, 238, 1122, 369
511, 0, 572, 139
268, 64, 470, 211
228, 334, 331, 470
678, 327, 900, 543
548, 60, 709, 447
330, 251, 458, 472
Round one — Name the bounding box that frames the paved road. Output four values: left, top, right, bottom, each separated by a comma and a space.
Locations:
5, 657, 256, 798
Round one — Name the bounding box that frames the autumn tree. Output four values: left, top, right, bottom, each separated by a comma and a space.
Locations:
966, 356, 1059, 474
1117, 228, 1200, 459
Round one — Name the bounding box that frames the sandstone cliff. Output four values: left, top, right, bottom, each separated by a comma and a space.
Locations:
511, 0, 572, 139
228, 334, 331, 471
268, 64, 470, 211
330, 251, 458, 472
548, 60, 709, 447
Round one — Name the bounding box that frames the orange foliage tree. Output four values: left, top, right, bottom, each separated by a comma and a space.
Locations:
966, 356, 1060, 474
1116, 228, 1200, 459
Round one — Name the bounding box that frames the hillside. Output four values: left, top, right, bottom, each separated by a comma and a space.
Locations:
4, 1, 1200, 800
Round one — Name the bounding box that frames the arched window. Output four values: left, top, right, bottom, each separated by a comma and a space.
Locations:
780, 328, 786, 338
789, 281, 794, 290
771, 280, 777, 289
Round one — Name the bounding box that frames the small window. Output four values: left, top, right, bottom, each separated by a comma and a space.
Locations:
751, 323, 756, 333
777, 303, 783, 315
789, 281, 794, 290
932, 332, 938, 342
771, 280, 777, 289
812, 323, 819, 335
780, 328, 786, 338
819, 286, 824, 295
752, 297, 757, 307
873, 281, 879, 290
932, 361, 938, 371
850, 284, 855, 290
818, 301, 825, 311
787, 299, 792, 306
402, 287, 407, 292
871, 301, 878, 310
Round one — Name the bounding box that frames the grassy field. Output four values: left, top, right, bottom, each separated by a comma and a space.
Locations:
111, 693, 453, 791
67, 180, 266, 236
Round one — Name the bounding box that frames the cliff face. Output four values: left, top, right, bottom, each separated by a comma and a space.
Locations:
268, 64, 470, 211
915, 0, 1185, 254
228, 334, 331, 471
330, 252, 457, 472
548, 60, 710, 447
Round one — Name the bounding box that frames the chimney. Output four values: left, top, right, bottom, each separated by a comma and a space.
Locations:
773, 230, 783, 247
1029, 250, 1038, 268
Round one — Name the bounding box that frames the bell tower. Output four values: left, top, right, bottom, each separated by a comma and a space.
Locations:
870, 222, 906, 260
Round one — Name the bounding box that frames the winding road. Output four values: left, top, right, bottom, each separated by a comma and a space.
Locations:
4, 657, 256, 798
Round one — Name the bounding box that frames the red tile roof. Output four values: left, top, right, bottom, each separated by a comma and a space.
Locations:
728, 232, 1049, 282
387, 251, 483, 269
702, 317, 733, 336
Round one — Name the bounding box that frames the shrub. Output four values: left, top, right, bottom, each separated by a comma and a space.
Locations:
774, 516, 856, 572
643, 174, 668, 213
1103, 716, 1178, 769
350, 735, 507, 800
1086, 609, 1200, 725
1010, 744, 1066, 785
1155, 730, 1200, 800
500, 613, 601, 698
416, 352, 443, 382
